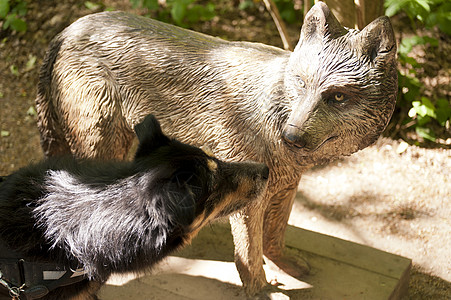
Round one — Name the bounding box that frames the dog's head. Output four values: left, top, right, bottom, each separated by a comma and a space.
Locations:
134, 115, 269, 244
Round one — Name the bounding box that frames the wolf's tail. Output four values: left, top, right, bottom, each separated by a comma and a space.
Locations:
35, 34, 71, 157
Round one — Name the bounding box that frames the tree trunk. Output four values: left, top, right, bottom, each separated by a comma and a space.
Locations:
317, 0, 384, 30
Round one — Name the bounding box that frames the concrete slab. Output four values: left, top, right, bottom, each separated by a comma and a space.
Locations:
99, 223, 411, 299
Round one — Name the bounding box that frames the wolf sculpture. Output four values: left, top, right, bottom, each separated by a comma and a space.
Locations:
35, 2, 397, 295
0, 115, 269, 299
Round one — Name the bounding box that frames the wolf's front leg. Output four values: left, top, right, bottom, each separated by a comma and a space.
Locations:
262, 182, 310, 278
230, 199, 268, 296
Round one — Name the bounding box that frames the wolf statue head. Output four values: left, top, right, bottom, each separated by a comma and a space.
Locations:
282, 2, 397, 163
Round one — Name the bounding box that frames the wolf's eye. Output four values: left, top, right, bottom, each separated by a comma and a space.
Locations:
295, 75, 305, 88
334, 93, 345, 101
327, 92, 348, 105
299, 78, 306, 88
299, 78, 305, 88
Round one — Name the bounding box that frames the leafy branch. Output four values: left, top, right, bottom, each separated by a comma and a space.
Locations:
130, 0, 215, 27
0, 0, 27, 32
385, 0, 451, 143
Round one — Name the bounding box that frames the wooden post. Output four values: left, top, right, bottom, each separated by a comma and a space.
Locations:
354, 0, 365, 29
262, 0, 293, 51
304, 0, 311, 18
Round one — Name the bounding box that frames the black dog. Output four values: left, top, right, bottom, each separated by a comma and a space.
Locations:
0, 115, 269, 300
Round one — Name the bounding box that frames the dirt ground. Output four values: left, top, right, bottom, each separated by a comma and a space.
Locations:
0, 0, 450, 299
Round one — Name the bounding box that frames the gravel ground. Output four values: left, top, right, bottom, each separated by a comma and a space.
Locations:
293, 138, 450, 299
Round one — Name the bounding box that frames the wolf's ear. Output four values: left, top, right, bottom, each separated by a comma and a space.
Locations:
356, 16, 396, 62
298, 2, 347, 45
134, 114, 170, 158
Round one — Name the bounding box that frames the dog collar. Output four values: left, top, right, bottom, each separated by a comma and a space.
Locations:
0, 241, 87, 299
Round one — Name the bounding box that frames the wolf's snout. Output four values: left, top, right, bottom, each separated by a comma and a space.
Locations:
282, 124, 307, 149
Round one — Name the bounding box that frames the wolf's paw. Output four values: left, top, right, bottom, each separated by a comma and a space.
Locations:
247, 284, 290, 300
243, 274, 269, 298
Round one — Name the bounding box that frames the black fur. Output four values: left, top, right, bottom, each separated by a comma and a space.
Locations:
0, 115, 268, 299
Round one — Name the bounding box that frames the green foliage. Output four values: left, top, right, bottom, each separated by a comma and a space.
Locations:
9, 64, 19, 76
130, 0, 159, 10
84, 1, 103, 11
385, 0, 451, 142
397, 35, 451, 142
385, 0, 451, 34
274, 0, 298, 24
238, 0, 301, 24
25, 54, 36, 71
427, 1, 451, 35
26, 105, 37, 116
408, 97, 450, 141
0, 0, 27, 32
131, 0, 215, 27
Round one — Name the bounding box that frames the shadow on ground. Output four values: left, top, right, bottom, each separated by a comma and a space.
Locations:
101, 221, 450, 299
